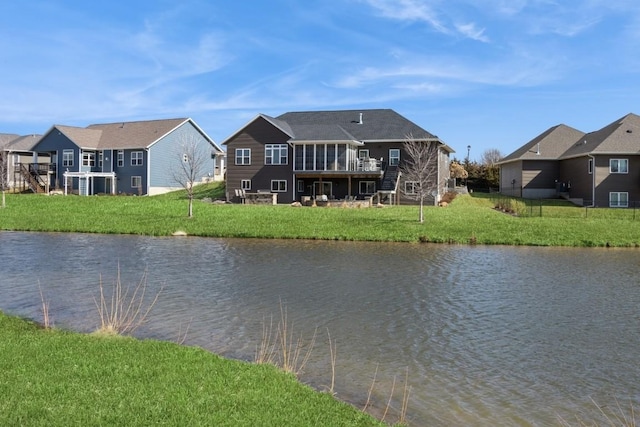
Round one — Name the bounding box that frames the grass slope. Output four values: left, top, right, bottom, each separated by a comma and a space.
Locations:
1, 183, 640, 246
0, 311, 381, 426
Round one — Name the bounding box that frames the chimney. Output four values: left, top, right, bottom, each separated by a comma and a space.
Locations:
359, 113, 363, 124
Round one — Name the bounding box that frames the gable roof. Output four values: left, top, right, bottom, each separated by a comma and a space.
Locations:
500, 113, 640, 164
86, 118, 188, 150
561, 113, 640, 158
499, 124, 585, 164
222, 108, 453, 152
54, 125, 103, 149
37, 118, 223, 152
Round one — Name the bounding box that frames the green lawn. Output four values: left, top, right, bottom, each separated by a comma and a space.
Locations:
0, 311, 382, 426
1, 183, 640, 246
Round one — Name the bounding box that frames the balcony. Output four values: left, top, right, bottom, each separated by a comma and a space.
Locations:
294, 158, 383, 177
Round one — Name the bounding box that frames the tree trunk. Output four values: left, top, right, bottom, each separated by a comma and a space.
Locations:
419, 198, 424, 223
1, 190, 5, 208
188, 197, 193, 218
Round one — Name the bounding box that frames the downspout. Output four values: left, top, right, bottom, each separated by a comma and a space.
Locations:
146, 148, 150, 196
588, 154, 595, 207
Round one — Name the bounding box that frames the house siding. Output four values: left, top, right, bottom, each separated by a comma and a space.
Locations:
148, 121, 216, 194
559, 157, 591, 203
225, 117, 293, 202
499, 162, 522, 197
114, 149, 148, 194
593, 155, 640, 206
32, 131, 80, 190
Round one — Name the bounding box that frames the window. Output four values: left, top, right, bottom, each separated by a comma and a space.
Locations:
131, 151, 143, 166
297, 180, 304, 193
271, 180, 287, 192
360, 181, 376, 194
98, 151, 103, 168
235, 148, 251, 165
405, 181, 419, 195
82, 152, 95, 167
389, 149, 400, 166
117, 150, 124, 167
131, 176, 142, 189
241, 179, 251, 190
358, 149, 369, 159
62, 149, 74, 167
265, 144, 288, 165
610, 159, 628, 174
588, 158, 593, 174
610, 192, 628, 207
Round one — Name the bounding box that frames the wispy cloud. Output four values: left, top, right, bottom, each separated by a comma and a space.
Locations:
360, 0, 449, 33
455, 22, 490, 42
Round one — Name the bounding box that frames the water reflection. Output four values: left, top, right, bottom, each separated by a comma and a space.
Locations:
1, 231, 639, 426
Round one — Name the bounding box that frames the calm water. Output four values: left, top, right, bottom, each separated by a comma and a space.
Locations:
1, 231, 639, 426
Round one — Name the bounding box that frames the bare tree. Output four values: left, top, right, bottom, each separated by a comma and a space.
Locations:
0, 153, 8, 208
399, 135, 441, 223
480, 148, 502, 166
171, 135, 211, 218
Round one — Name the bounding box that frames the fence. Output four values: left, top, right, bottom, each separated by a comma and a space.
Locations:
489, 195, 640, 220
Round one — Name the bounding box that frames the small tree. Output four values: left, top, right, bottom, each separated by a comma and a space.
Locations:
480, 148, 502, 166
399, 135, 441, 223
480, 148, 502, 189
171, 136, 211, 218
0, 152, 8, 208
449, 160, 468, 186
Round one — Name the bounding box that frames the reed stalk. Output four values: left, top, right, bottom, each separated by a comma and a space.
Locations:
38, 284, 52, 329
255, 302, 316, 376
362, 363, 379, 413
93, 265, 161, 336
326, 328, 337, 395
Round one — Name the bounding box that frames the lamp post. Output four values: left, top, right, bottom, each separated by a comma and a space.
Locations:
466, 145, 471, 163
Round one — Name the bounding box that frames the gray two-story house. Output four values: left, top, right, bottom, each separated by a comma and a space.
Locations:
499, 113, 640, 207
222, 109, 453, 205
31, 118, 224, 196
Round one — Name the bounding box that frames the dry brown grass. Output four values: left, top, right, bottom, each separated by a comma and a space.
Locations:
558, 398, 636, 427
254, 302, 317, 376
363, 364, 412, 426
38, 284, 52, 329
93, 266, 161, 336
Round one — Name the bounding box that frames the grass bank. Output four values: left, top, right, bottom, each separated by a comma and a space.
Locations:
0, 310, 382, 426
1, 183, 640, 247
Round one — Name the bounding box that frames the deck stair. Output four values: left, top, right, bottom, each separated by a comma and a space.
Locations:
19, 163, 47, 193
374, 165, 401, 205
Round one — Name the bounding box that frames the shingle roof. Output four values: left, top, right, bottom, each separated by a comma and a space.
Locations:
86, 118, 188, 149
7, 134, 42, 151
500, 113, 640, 164
0, 133, 42, 151
55, 125, 103, 149
276, 109, 437, 142
562, 113, 640, 157
499, 124, 585, 164
0, 133, 20, 149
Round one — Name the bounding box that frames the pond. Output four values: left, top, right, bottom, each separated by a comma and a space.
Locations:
1, 231, 639, 426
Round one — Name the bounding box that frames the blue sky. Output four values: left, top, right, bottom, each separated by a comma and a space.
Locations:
1, 1, 639, 160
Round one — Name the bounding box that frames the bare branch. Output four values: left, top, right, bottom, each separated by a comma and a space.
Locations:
399, 134, 442, 222
170, 135, 211, 217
